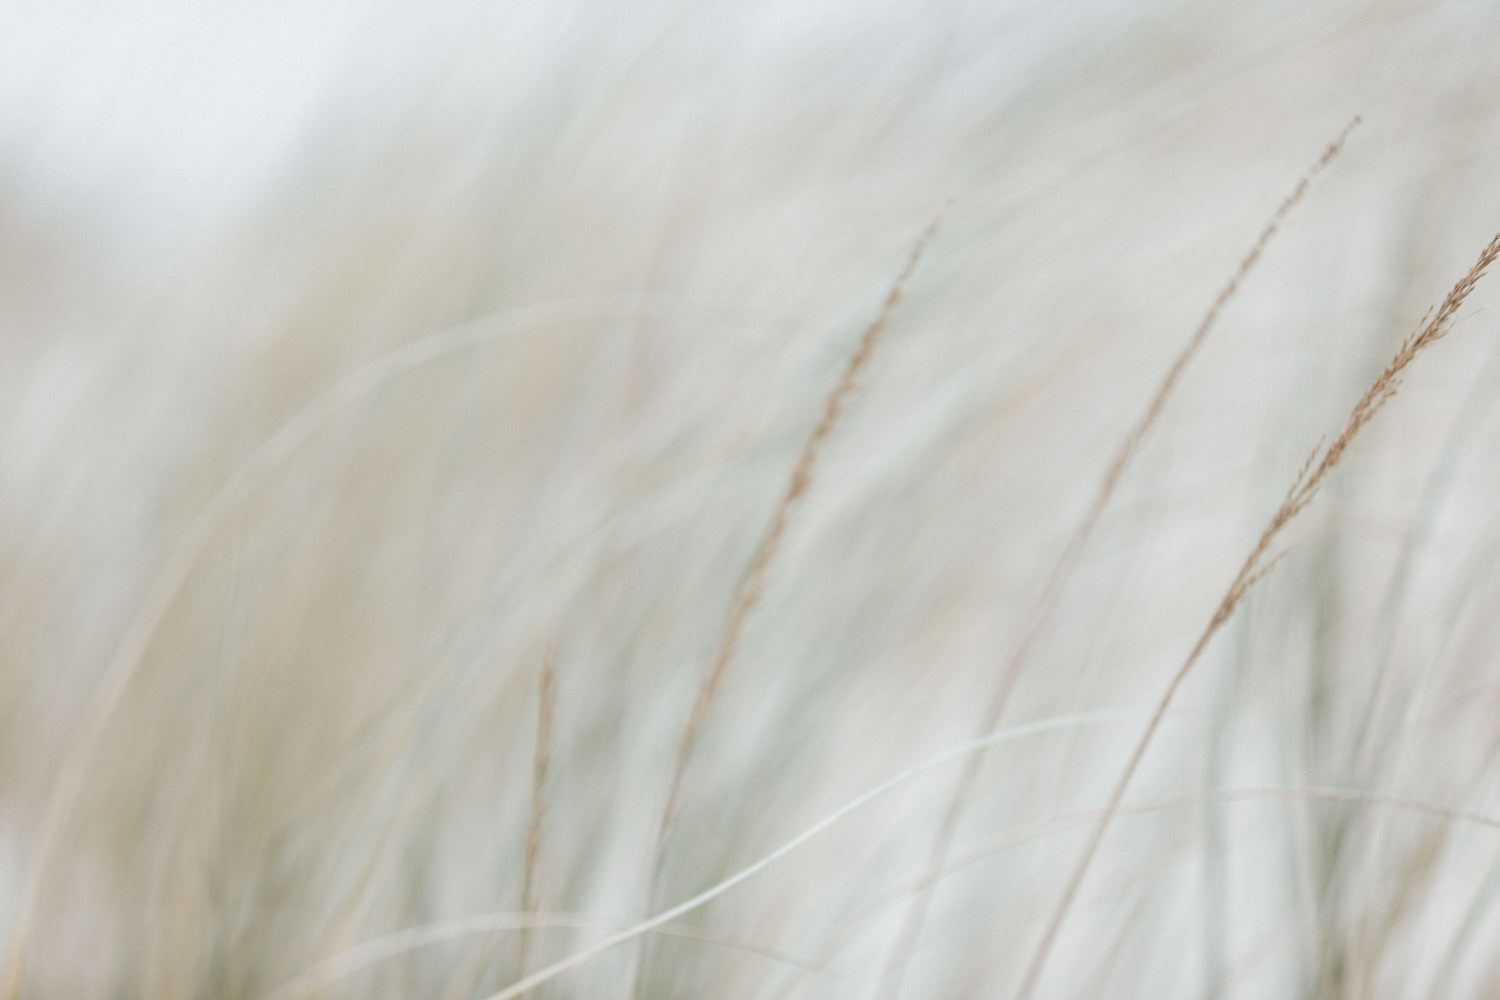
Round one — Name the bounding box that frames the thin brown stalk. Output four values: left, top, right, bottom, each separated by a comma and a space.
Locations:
873, 118, 1359, 1000
1012, 231, 1500, 1000
625, 209, 948, 1000
437, 654, 557, 1000
519, 655, 557, 989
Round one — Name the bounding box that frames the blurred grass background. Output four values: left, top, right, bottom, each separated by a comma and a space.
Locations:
3, 0, 1500, 997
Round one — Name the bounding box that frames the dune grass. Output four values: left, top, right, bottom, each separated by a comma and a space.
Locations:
873, 116, 1360, 1000
1014, 230, 1500, 1000
5, 5, 1500, 999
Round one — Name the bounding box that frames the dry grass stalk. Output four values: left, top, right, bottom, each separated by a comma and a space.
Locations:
437, 653, 558, 1000
625, 209, 948, 998
518, 656, 557, 991
874, 118, 1360, 1000
1011, 230, 1500, 1000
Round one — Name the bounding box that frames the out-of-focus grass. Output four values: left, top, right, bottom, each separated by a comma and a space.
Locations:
3, 1, 1500, 998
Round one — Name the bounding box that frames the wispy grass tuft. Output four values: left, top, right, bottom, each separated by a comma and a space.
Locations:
9, 10, 1500, 999
1012, 230, 1500, 1000
874, 116, 1361, 1000
0, 294, 723, 1000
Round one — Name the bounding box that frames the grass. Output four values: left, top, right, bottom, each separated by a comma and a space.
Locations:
1012, 230, 1500, 1000
874, 116, 1360, 1000
4, 3, 1500, 999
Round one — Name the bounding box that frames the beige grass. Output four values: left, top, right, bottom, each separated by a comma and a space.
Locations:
874, 116, 1360, 1000
1013, 230, 1500, 1000
6, 4, 1500, 999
